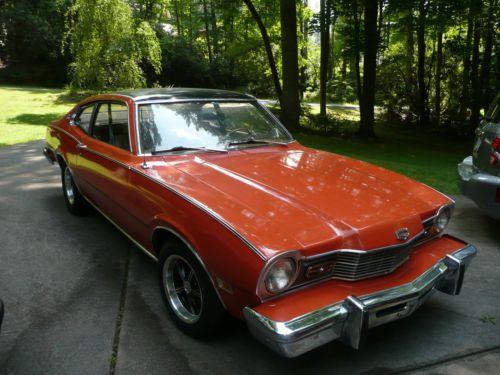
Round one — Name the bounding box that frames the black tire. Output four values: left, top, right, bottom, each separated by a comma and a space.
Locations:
159, 239, 226, 339
61, 165, 89, 215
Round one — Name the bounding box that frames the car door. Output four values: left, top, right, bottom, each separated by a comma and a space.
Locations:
75, 100, 135, 228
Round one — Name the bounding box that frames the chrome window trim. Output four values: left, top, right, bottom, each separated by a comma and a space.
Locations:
89, 100, 133, 154
134, 97, 256, 104
153, 225, 227, 309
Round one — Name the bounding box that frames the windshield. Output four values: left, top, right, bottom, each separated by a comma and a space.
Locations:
138, 101, 292, 153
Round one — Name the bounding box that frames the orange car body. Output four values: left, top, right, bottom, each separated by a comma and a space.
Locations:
44, 89, 476, 357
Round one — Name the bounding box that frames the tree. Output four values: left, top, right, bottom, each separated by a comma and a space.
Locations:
319, 0, 332, 117
64, 0, 162, 91
416, 0, 430, 126
359, 0, 378, 137
280, 0, 301, 131
242, 0, 282, 100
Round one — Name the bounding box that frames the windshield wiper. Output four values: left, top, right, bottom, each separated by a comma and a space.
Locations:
227, 138, 289, 147
152, 146, 226, 155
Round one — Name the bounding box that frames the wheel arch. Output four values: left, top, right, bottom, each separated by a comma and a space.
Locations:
152, 225, 227, 309
56, 152, 67, 170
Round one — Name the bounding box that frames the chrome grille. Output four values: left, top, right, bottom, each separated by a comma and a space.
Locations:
331, 244, 413, 280
300, 232, 429, 283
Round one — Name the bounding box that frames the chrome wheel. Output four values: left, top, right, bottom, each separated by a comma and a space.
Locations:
64, 167, 75, 206
163, 255, 203, 324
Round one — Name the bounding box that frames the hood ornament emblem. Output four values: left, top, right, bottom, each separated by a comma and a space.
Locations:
395, 228, 410, 241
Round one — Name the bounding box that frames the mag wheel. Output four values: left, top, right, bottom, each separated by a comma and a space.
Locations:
159, 240, 225, 338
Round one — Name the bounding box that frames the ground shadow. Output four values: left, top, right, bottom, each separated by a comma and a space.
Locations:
7, 113, 63, 126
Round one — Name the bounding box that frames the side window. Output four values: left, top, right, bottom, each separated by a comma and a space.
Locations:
75, 105, 94, 134
91, 102, 130, 151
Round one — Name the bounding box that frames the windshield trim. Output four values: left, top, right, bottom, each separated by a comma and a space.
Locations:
134, 99, 295, 156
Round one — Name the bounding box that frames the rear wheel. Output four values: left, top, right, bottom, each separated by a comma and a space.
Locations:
61, 165, 88, 215
159, 240, 225, 338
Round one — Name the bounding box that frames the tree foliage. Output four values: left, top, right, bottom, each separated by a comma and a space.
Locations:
0, 0, 498, 135
63, 0, 162, 90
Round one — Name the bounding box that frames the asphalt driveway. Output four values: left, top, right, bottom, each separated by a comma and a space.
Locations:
0, 141, 499, 375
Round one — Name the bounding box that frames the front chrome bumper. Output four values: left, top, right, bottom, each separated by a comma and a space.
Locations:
244, 244, 477, 358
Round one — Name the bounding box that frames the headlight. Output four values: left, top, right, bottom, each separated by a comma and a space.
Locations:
257, 253, 300, 298
264, 258, 296, 293
432, 204, 453, 234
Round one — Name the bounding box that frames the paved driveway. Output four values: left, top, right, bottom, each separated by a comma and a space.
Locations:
1, 141, 499, 375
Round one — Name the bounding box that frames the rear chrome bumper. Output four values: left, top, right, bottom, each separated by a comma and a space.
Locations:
244, 244, 477, 358
458, 156, 500, 219
42, 146, 55, 165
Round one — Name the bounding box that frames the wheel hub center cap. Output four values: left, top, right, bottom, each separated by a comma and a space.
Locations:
183, 281, 192, 294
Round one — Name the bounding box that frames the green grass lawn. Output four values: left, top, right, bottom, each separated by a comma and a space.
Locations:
0, 86, 470, 194
0, 86, 76, 147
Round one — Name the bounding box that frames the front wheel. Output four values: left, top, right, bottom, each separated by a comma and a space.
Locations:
159, 240, 225, 338
61, 166, 88, 215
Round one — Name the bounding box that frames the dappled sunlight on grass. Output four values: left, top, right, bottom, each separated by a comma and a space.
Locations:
0, 87, 77, 146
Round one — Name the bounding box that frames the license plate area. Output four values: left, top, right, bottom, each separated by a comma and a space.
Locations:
368, 287, 435, 328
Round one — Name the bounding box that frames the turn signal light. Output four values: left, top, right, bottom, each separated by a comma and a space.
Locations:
490, 152, 499, 165
490, 138, 500, 165
492, 137, 500, 150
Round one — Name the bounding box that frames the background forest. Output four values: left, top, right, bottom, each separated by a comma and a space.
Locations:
0, 0, 499, 138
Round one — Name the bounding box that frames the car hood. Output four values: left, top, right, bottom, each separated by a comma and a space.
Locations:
145, 143, 450, 259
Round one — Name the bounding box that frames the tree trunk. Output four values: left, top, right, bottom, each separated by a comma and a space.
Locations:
320, 0, 331, 117
210, 0, 218, 56
243, 0, 282, 100
404, 8, 417, 120
174, 0, 182, 37
353, 0, 363, 111
470, 19, 482, 130
416, 0, 429, 126
359, 0, 378, 137
434, 29, 443, 126
328, 16, 336, 81
479, 0, 496, 109
202, 0, 212, 63
280, 0, 301, 132
459, 0, 475, 122
299, 0, 309, 99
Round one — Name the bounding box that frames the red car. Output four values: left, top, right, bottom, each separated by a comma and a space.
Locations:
43, 88, 476, 357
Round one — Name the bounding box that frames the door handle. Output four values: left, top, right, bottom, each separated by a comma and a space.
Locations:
76, 143, 87, 150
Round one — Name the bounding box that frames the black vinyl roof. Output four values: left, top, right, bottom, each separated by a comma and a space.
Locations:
115, 88, 255, 102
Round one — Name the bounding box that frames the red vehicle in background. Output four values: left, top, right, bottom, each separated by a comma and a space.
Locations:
43, 88, 476, 357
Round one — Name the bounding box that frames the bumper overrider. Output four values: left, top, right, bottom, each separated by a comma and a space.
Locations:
244, 238, 477, 358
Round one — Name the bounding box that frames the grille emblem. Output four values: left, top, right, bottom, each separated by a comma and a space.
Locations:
395, 228, 410, 241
